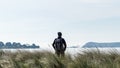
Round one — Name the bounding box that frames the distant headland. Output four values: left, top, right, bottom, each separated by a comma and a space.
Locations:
83, 42, 120, 48
0, 41, 40, 49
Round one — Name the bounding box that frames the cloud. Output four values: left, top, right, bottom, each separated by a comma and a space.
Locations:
0, 0, 120, 24
79, 0, 113, 3
0, 0, 120, 47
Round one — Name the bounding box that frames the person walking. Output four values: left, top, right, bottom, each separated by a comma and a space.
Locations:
52, 32, 67, 57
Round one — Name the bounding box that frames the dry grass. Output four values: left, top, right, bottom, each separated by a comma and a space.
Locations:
0, 49, 120, 68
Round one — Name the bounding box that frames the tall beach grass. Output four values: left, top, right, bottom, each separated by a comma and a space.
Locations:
0, 49, 120, 68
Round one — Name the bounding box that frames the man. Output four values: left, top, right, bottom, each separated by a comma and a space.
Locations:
52, 32, 67, 57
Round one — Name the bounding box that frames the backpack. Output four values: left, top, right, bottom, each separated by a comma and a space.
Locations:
54, 38, 63, 50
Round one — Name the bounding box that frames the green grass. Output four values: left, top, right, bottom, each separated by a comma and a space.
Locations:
0, 49, 120, 68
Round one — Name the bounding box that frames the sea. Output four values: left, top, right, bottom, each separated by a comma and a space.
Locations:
1, 48, 120, 56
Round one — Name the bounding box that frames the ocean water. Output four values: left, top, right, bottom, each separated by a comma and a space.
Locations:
1, 48, 120, 55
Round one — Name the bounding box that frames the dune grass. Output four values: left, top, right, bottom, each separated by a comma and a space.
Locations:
0, 49, 120, 68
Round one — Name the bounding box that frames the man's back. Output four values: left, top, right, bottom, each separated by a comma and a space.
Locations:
53, 37, 66, 51
52, 32, 67, 57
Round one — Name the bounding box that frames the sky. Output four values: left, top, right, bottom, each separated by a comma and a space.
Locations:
0, 0, 120, 48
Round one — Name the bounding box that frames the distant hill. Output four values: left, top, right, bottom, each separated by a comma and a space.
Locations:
82, 42, 120, 48
0, 41, 40, 49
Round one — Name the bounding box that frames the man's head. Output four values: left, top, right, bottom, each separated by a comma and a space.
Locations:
58, 32, 62, 37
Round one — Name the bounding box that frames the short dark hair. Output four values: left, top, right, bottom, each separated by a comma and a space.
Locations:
58, 32, 62, 36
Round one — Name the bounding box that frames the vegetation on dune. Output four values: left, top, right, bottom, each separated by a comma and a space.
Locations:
0, 50, 120, 68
